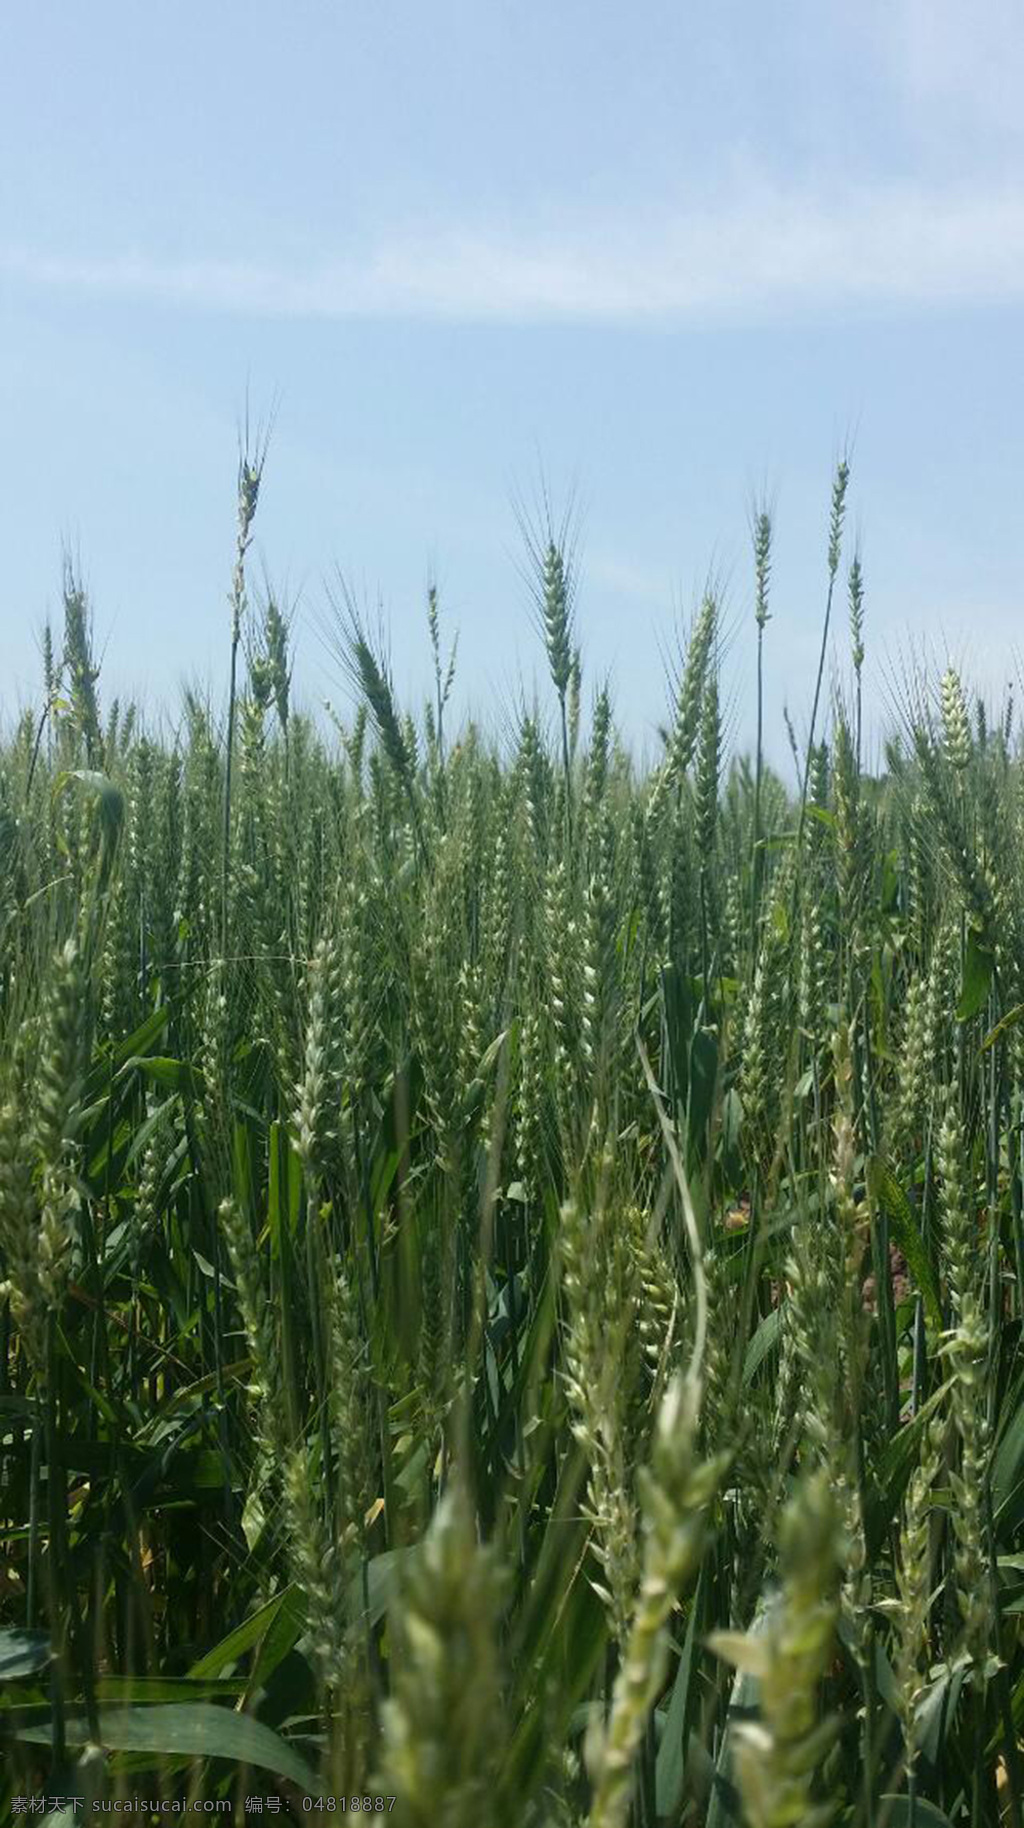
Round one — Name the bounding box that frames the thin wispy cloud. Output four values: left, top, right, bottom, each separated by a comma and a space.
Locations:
4, 179, 1024, 325
878, 0, 1024, 147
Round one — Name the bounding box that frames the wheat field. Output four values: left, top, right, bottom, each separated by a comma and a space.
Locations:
2, 451, 1023, 1826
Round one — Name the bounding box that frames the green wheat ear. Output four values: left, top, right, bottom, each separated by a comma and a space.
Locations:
666, 593, 716, 787
329, 585, 425, 854
263, 596, 292, 734
940, 666, 972, 772
588, 1374, 728, 1828
61, 564, 104, 766
375, 1480, 505, 1828
542, 540, 574, 700
753, 508, 772, 630
848, 550, 865, 673
710, 1468, 842, 1828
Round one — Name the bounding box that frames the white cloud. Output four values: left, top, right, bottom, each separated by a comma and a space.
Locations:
587, 554, 674, 605
4, 179, 1024, 324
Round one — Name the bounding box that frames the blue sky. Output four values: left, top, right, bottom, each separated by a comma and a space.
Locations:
2, 1, 1023, 767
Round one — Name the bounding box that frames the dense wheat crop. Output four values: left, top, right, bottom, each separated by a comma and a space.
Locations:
3, 454, 1024, 1826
